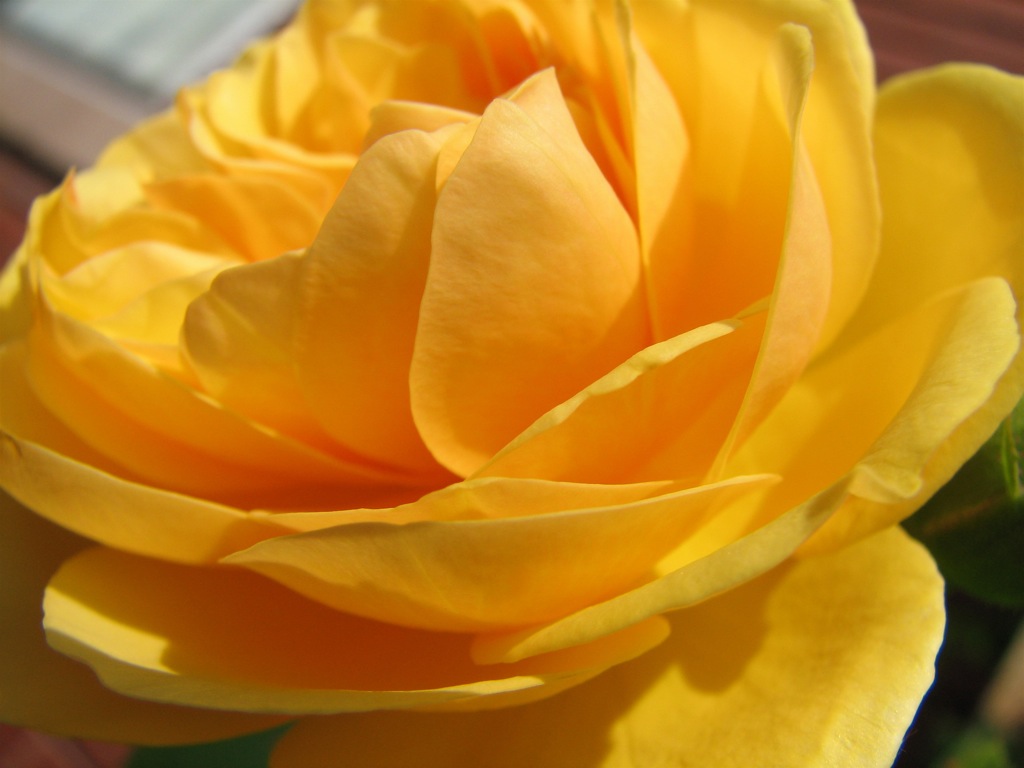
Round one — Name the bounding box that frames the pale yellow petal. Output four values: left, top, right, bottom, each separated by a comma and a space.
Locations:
805, 278, 1020, 553
272, 526, 941, 768
856, 65, 1023, 336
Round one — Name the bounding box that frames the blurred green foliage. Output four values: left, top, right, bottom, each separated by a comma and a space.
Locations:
904, 399, 1024, 608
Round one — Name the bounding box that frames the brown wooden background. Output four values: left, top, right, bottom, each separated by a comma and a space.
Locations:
1, 1, 1022, 766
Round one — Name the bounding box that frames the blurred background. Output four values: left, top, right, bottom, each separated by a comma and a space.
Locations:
0, 1, 1022, 766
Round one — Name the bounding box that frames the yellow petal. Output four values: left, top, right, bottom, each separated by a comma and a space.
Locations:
625, 18, 693, 341
31, 174, 233, 277
410, 69, 648, 475
0, 241, 33, 343
268, 475, 682, 531
182, 252, 336, 450
710, 24, 833, 473
0, 433, 287, 563
805, 277, 1020, 553
721, 277, 1019, 555
96, 110, 207, 182
363, 100, 476, 148
633, 0, 879, 343
472, 478, 846, 664
290, 127, 453, 477
144, 172, 325, 262
0, 341, 122, 477
477, 317, 760, 483
224, 475, 773, 633
26, 299, 406, 508
0, 491, 283, 744
42, 546, 668, 715
271, 526, 941, 768
857, 65, 1023, 336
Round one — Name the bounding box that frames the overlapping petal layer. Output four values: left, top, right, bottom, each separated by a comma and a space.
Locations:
223, 474, 772, 632
0, 0, 1018, 761
269, 527, 943, 768
41, 546, 669, 715
0, 492, 284, 744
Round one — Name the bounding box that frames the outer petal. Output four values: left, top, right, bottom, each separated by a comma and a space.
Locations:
855, 65, 1023, 337
42, 547, 668, 715
732, 66, 1024, 552
270, 527, 943, 768
472, 478, 846, 664
0, 492, 283, 744
723, 277, 1019, 555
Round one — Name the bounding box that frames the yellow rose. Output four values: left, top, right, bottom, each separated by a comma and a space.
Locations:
1, 0, 1022, 765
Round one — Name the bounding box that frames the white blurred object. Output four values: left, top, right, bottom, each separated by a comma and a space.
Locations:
0, 0, 300, 171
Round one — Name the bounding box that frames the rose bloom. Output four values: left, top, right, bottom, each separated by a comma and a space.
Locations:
1, 0, 1022, 765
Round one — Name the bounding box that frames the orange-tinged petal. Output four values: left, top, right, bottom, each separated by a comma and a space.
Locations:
268, 475, 682, 531
224, 475, 773, 633
182, 252, 337, 450
626, 21, 692, 342
472, 478, 846, 663
478, 317, 760, 484
710, 25, 833, 474
25, 300, 407, 508
272, 526, 941, 768
290, 127, 453, 477
363, 100, 476, 148
144, 173, 324, 262
411, 69, 648, 475
633, 0, 878, 343
0, 342, 123, 477
42, 546, 668, 715
0, 491, 284, 744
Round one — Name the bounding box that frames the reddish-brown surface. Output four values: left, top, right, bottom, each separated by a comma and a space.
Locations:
0, 1, 1021, 766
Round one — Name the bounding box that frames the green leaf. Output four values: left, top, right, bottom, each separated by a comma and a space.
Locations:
128, 724, 292, 768
904, 397, 1024, 607
934, 725, 1017, 768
